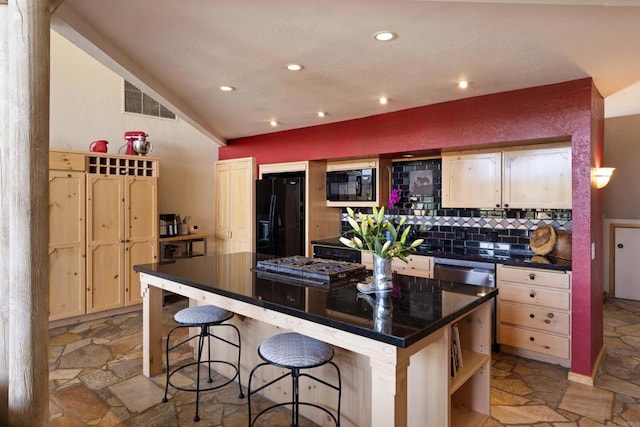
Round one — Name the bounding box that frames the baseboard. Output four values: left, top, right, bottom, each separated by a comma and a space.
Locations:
567, 345, 606, 387
49, 304, 142, 329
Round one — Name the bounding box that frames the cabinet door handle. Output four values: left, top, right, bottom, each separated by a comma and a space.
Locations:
547, 313, 554, 319
495, 204, 500, 208
544, 319, 551, 324
504, 203, 509, 208
529, 273, 536, 280
529, 291, 536, 298
544, 345, 550, 349
529, 313, 535, 319
529, 336, 535, 341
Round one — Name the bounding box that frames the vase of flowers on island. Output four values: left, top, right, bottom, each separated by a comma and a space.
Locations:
339, 206, 424, 294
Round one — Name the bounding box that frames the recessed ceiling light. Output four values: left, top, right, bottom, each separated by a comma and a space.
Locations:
374, 31, 397, 42
285, 64, 304, 71
457, 80, 469, 89
270, 119, 278, 127
402, 154, 415, 158
219, 85, 235, 92
317, 111, 327, 118
378, 97, 389, 105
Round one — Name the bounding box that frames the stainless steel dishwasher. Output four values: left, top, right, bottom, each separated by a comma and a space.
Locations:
433, 257, 498, 351
433, 257, 495, 287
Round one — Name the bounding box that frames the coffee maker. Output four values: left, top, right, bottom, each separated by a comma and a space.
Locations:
159, 214, 178, 238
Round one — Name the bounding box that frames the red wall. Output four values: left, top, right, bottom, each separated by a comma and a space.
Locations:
220, 78, 604, 378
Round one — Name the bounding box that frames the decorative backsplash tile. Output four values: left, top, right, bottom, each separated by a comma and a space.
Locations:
340, 158, 572, 253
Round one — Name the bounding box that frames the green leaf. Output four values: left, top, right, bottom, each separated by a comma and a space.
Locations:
386, 221, 397, 241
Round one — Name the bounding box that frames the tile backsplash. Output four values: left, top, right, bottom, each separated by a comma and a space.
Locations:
340, 158, 572, 254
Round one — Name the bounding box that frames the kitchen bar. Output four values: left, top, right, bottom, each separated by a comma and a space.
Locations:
136, 252, 498, 427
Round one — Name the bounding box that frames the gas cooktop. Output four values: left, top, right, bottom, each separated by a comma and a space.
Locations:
253, 255, 367, 289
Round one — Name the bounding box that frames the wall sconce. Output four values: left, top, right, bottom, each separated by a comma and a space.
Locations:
593, 167, 615, 189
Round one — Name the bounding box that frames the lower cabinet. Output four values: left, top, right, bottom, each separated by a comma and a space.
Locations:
49, 170, 86, 321
87, 175, 157, 312
49, 150, 159, 322
496, 264, 572, 367
361, 252, 433, 278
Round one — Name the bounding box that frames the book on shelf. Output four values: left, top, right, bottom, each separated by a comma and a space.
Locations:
450, 323, 463, 377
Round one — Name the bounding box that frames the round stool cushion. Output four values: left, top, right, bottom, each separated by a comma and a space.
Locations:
174, 305, 233, 325
259, 332, 333, 368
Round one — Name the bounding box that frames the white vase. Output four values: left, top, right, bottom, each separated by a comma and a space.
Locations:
357, 254, 393, 294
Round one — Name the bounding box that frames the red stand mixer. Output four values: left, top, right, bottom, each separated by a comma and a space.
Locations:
122, 131, 153, 155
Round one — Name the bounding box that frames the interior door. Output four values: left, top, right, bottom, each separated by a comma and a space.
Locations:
614, 227, 640, 300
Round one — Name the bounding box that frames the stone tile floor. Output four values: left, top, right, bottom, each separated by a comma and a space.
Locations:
48, 297, 640, 426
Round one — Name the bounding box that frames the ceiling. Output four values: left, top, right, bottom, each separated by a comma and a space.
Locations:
51, 0, 640, 146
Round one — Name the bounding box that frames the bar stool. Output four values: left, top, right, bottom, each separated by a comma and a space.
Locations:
162, 304, 244, 422
247, 332, 341, 426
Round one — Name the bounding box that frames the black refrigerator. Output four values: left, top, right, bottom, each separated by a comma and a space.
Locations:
256, 172, 305, 256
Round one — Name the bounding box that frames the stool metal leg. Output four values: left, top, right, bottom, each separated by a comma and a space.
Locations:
162, 320, 244, 423
291, 368, 299, 427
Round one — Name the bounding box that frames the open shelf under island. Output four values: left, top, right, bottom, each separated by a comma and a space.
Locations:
135, 252, 497, 427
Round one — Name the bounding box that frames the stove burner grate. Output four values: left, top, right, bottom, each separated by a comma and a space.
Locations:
254, 255, 366, 288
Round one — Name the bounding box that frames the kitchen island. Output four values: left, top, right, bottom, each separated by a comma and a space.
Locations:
135, 252, 497, 427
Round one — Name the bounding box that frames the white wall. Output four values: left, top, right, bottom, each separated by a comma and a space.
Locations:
50, 31, 218, 237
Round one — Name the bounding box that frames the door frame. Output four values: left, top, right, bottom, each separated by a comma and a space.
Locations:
608, 222, 640, 298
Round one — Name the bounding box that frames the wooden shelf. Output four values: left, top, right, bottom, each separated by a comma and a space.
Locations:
450, 349, 490, 394
159, 234, 208, 261
159, 233, 208, 243
451, 402, 490, 427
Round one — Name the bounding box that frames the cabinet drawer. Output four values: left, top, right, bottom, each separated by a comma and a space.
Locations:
499, 301, 570, 335
50, 152, 85, 171
498, 283, 570, 310
498, 265, 570, 290
394, 255, 432, 278
499, 324, 569, 359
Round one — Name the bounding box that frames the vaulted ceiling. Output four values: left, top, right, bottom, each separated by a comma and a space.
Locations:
51, 0, 640, 145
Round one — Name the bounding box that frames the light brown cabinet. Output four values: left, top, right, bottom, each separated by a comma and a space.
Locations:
214, 157, 255, 254
49, 169, 86, 321
502, 146, 572, 209
442, 152, 502, 209
49, 150, 158, 321
361, 252, 433, 278
496, 264, 572, 367
442, 144, 571, 209
87, 174, 157, 312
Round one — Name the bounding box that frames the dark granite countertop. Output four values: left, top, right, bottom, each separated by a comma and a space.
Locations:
134, 252, 497, 348
311, 237, 571, 271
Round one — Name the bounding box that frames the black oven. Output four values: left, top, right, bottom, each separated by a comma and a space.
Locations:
312, 243, 362, 264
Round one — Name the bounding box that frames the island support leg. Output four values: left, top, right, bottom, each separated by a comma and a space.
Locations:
370, 356, 410, 427
142, 282, 164, 377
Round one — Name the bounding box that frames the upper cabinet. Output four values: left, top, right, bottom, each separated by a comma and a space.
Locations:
442, 152, 502, 208
325, 158, 391, 208
442, 144, 572, 210
502, 146, 572, 209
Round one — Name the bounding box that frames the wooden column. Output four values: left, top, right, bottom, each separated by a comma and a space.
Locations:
0, 2, 9, 425
7, 0, 50, 425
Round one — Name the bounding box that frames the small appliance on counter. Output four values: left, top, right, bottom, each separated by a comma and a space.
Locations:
159, 214, 178, 238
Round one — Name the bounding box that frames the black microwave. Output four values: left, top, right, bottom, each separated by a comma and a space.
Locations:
326, 168, 376, 202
